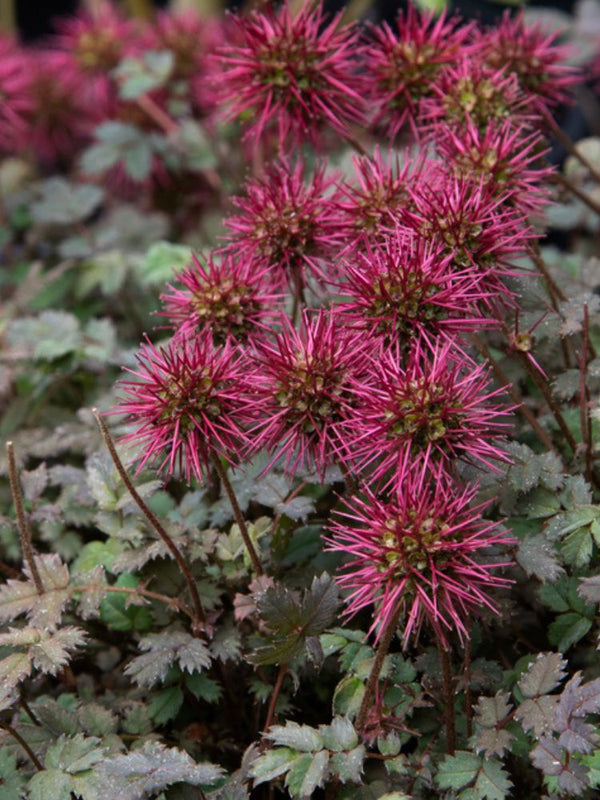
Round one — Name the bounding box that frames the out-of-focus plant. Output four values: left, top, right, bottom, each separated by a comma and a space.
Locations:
2, 2, 600, 799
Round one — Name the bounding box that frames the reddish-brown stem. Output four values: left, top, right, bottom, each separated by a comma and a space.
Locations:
72, 583, 193, 620
544, 110, 600, 185
343, 132, 368, 157
263, 664, 288, 735
528, 241, 566, 304
463, 635, 473, 739
552, 172, 600, 218
136, 93, 179, 136
273, 480, 308, 534
580, 305, 595, 485
339, 462, 359, 495
19, 695, 41, 727
435, 633, 456, 755
5, 442, 43, 594
469, 334, 557, 453
92, 410, 206, 634
0, 722, 42, 770
210, 453, 264, 576
356, 605, 401, 734
509, 347, 578, 455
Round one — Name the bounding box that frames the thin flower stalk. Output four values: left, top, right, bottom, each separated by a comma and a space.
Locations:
93, 409, 207, 634
5, 442, 43, 595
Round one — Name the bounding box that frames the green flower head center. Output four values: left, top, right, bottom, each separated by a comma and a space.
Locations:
191, 280, 258, 339
158, 368, 222, 429
258, 40, 323, 100
380, 513, 451, 573
76, 30, 121, 71
369, 271, 441, 331
356, 185, 407, 231
275, 355, 346, 432
427, 217, 484, 268
486, 50, 545, 93
255, 202, 317, 263
386, 379, 460, 447
453, 146, 510, 184
445, 77, 510, 128
382, 42, 440, 103
514, 332, 533, 353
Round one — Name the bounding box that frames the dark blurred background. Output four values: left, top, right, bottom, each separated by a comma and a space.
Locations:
9, 0, 595, 158
11, 0, 580, 43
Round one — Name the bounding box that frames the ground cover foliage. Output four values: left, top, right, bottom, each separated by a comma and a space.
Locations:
2, 0, 600, 797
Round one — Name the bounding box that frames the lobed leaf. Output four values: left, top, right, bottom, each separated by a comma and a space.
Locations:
474, 692, 513, 727
114, 51, 174, 101
137, 241, 191, 286
124, 630, 212, 687
265, 722, 323, 752
474, 727, 514, 758
548, 613, 592, 652
436, 752, 512, 799
0, 651, 31, 689
531, 737, 589, 796
28, 733, 107, 800
250, 748, 298, 785
97, 741, 224, 799
149, 686, 184, 725
29, 626, 87, 675
0, 749, 26, 796
300, 574, 340, 636
320, 716, 359, 752
284, 750, 329, 798
30, 178, 103, 226
45, 733, 106, 773
329, 746, 365, 783
515, 696, 558, 736
435, 751, 480, 791
333, 675, 365, 719
517, 653, 568, 697
515, 534, 564, 582
0, 553, 70, 629
0, 625, 86, 677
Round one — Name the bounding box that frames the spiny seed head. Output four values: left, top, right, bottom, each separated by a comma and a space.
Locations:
114, 331, 249, 483
436, 120, 550, 213
225, 158, 345, 288
216, 1, 365, 148
348, 339, 512, 489
325, 468, 515, 646
244, 310, 367, 479
337, 149, 434, 248
477, 11, 578, 110
160, 251, 282, 344
404, 170, 531, 298
364, 5, 473, 140
337, 227, 492, 347
422, 57, 529, 135
53, 1, 128, 72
